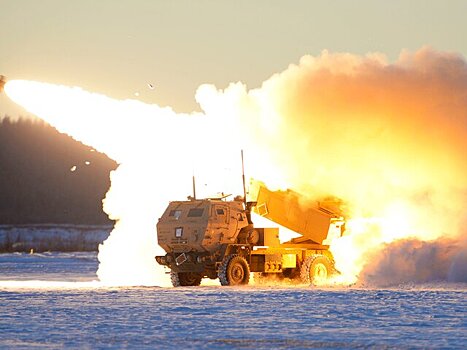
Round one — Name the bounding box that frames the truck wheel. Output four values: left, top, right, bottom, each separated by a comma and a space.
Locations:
218, 255, 250, 286
170, 271, 202, 287
300, 255, 333, 285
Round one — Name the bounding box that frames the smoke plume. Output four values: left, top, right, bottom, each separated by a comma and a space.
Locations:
359, 238, 467, 287
197, 47, 467, 284
5, 47, 467, 286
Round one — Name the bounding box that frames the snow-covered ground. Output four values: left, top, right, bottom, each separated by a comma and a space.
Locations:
0, 252, 466, 349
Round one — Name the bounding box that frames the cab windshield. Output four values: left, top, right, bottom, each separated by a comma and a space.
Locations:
168, 209, 182, 219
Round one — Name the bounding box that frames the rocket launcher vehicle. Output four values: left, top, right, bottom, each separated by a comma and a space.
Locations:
155, 181, 346, 287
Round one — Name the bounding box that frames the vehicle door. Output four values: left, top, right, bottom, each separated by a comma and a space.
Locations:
211, 204, 231, 243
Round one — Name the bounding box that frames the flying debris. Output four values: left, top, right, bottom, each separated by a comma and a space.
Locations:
0, 75, 6, 92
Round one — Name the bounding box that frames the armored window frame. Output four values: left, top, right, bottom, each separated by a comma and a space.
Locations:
187, 208, 204, 217
169, 210, 182, 220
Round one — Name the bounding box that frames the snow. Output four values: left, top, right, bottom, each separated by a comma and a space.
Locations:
0, 251, 466, 349
0, 225, 111, 252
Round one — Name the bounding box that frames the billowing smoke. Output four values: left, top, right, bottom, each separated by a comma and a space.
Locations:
5, 47, 467, 286
359, 238, 467, 287
196, 47, 467, 284
4, 80, 245, 286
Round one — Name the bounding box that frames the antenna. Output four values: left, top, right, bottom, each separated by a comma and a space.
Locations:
192, 174, 197, 200
241, 150, 247, 207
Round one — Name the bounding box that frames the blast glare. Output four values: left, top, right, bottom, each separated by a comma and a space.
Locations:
5, 47, 467, 286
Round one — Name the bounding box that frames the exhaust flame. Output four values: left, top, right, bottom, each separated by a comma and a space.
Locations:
5, 47, 467, 286
4, 80, 245, 287
197, 47, 467, 285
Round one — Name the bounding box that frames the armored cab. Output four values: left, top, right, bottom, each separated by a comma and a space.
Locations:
157, 198, 249, 255
156, 197, 256, 286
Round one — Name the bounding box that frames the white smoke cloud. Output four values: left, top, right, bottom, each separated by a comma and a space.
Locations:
5, 47, 467, 287
359, 238, 467, 287
196, 47, 467, 284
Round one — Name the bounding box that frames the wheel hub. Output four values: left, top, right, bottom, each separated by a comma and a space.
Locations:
312, 262, 328, 283
231, 263, 244, 283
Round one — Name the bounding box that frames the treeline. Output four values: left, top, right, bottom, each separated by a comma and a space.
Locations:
0, 117, 117, 224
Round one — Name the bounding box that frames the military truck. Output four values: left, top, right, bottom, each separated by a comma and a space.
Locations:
155, 183, 345, 287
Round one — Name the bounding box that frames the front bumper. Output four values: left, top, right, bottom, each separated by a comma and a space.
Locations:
155, 252, 213, 273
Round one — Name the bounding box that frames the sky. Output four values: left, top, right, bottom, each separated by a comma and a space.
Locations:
1, 0, 467, 118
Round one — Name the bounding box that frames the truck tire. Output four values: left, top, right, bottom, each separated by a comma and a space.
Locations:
300, 255, 333, 285
218, 255, 250, 286
170, 271, 202, 287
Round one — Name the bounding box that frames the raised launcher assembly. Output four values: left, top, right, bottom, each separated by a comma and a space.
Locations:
155, 182, 346, 287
